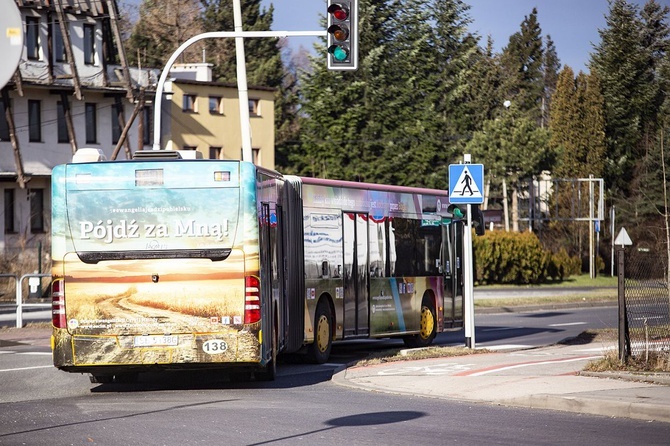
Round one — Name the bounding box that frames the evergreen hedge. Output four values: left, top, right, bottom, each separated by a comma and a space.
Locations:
473, 230, 581, 285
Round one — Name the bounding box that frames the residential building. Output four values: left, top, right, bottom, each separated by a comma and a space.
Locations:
0, 0, 157, 257
0, 2, 277, 262
164, 63, 276, 169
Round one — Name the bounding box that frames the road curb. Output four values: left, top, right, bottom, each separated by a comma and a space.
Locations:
502, 394, 670, 423
475, 300, 617, 314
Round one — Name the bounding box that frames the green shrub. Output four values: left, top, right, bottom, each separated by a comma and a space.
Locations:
474, 230, 585, 284
474, 230, 549, 285
546, 248, 581, 280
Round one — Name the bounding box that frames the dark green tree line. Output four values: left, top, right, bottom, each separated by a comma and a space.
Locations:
590, 0, 670, 255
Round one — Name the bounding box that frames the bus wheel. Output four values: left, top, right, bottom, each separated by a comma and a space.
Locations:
89, 374, 113, 384
309, 300, 332, 364
256, 323, 277, 381
229, 370, 253, 382
403, 302, 437, 348
114, 372, 139, 384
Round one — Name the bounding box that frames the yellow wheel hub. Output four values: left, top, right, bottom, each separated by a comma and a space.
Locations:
419, 306, 434, 340
316, 314, 330, 352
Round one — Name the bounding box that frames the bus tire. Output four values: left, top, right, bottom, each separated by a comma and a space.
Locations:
114, 372, 139, 384
309, 300, 333, 364
229, 370, 253, 382
89, 374, 113, 384
256, 320, 277, 381
403, 300, 437, 348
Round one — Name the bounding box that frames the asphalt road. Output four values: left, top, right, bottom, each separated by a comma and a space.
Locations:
2, 342, 668, 445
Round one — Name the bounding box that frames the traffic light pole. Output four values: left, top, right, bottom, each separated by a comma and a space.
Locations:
151, 29, 326, 157
232, 0, 252, 163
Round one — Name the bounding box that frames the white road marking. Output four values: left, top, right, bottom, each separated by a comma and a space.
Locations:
468, 356, 602, 376
0, 365, 52, 373
548, 322, 587, 327
482, 344, 533, 351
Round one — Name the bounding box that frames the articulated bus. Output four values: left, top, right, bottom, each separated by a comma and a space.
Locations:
51, 150, 465, 383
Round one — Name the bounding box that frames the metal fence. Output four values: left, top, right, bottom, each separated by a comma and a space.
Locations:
620, 250, 670, 361
0, 273, 52, 328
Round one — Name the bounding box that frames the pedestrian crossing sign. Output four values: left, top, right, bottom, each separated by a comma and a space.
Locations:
449, 164, 484, 204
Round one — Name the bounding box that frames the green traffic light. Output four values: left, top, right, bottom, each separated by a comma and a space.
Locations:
328, 45, 349, 61
453, 207, 464, 218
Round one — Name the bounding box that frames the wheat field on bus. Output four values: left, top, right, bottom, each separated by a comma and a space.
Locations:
126, 280, 243, 318
65, 280, 242, 320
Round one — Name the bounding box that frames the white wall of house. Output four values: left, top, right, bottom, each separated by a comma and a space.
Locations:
0, 2, 155, 256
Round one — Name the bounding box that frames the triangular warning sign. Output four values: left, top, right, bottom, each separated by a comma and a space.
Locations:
451, 166, 482, 199
614, 227, 633, 247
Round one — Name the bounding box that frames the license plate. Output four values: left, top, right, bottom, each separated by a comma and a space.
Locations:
133, 335, 178, 347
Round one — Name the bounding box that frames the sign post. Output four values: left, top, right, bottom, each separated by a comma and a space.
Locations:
449, 156, 484, 348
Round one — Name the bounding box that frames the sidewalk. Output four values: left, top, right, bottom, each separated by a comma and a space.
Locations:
333, 342, 670, 423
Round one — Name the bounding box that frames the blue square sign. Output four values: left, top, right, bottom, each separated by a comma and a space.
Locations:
449, 164, 484, 204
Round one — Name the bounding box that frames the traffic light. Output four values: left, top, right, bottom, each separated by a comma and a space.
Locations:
443, 204, 465, 224
327, 0, 358, 71
448, 204, 464, 219
444, 204, 485, 236
471, 204, 485, 236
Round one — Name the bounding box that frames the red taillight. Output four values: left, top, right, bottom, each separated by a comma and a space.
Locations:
51, 279, 67, 328
244, 275, 261, 324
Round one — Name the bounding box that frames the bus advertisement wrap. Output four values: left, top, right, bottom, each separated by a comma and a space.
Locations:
51, 161, 264, 372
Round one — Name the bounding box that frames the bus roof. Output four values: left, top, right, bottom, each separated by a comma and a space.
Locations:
297, 176, 450, 197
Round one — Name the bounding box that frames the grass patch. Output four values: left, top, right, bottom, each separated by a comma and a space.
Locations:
475, 292, 617, 308
477, 274, 617, 290
562, 329, 670, 373
353, 345, 491, 367
584, 350, 670, 373
0, 321, 51, 332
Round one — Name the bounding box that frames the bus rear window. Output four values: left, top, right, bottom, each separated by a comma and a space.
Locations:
135, 169, 164, 186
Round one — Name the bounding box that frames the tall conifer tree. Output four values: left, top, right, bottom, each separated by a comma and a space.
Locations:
500, 8, 545, 124
590, 0, 647, 195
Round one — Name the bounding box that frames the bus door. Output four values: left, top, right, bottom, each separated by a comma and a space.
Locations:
343, 212, 369, 336
442, 220, 464, 327
259, 203, 274, 348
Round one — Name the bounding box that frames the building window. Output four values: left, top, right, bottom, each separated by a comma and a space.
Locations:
143, 106, 152, 145
0, 98, 9, 141
57, 101, 68, 143
209, 96, 223, 114
28, 100, 41, 142
85, 103, 97, 144
83, 24, 95, 65
248, 99, 260, 116
54, 22, 67, 62
29, 189, 44, 233
4, 189, 15, 234
240, 148, 260, 164
209, 147, 222, 159
183, 145, 197, 151
111, 102, 123, 144
183, 94, 197, 112
26, 17, 40, 60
